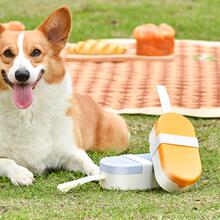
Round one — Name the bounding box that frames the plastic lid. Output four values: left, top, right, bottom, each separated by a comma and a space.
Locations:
100, 153, 151, 175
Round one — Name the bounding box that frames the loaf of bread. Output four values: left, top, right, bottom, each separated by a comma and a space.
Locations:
133, 23, 175, 56
68, 40, 126, 55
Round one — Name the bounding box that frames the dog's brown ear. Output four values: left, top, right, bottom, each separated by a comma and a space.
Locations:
38, 6, 71, 52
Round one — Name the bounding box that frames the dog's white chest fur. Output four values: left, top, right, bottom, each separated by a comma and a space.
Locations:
0, 73, 76, 173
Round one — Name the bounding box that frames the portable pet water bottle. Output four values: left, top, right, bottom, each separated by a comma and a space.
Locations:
57, 153, 158, 192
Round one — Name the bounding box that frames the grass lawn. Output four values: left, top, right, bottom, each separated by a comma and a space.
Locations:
0, 0, 220, 219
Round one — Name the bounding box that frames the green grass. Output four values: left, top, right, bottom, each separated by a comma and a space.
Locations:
0, 0, 220, 219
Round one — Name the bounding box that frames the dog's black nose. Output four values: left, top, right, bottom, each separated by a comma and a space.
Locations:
15, 69, 30, 82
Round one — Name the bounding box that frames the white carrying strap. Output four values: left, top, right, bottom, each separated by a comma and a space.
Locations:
122, 154, 152, 178
149, 128, 199, 155
122, 154, 152, 167
156, 85, 172, 113
57, 174, 105, 193
150, 85, 199, 154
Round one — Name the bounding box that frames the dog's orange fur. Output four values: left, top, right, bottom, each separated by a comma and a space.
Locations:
0, 30, 19, 91
0, 6, 130, 152
0, 79, 8, 91
24, 30, 66, 84
67, 94, 129, 151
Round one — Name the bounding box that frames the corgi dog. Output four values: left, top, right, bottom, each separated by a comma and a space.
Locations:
0, 7, 129, 186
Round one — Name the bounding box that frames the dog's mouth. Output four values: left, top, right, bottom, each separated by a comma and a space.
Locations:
1, 70, 44, 109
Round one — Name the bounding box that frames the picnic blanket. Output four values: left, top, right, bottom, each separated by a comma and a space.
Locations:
64, 39, 220, 118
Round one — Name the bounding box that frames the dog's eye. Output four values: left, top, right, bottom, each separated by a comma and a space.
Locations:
3, 49, 15, 58
31, 49, 41, 57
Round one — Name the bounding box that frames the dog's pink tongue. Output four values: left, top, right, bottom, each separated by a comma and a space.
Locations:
13, 84, 33, 109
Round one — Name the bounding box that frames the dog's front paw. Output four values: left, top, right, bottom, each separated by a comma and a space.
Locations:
84, 163, 100, 176
9, 166, 35, 186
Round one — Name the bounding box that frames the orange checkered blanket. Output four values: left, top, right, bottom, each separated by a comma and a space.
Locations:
64, 39, 220, 118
